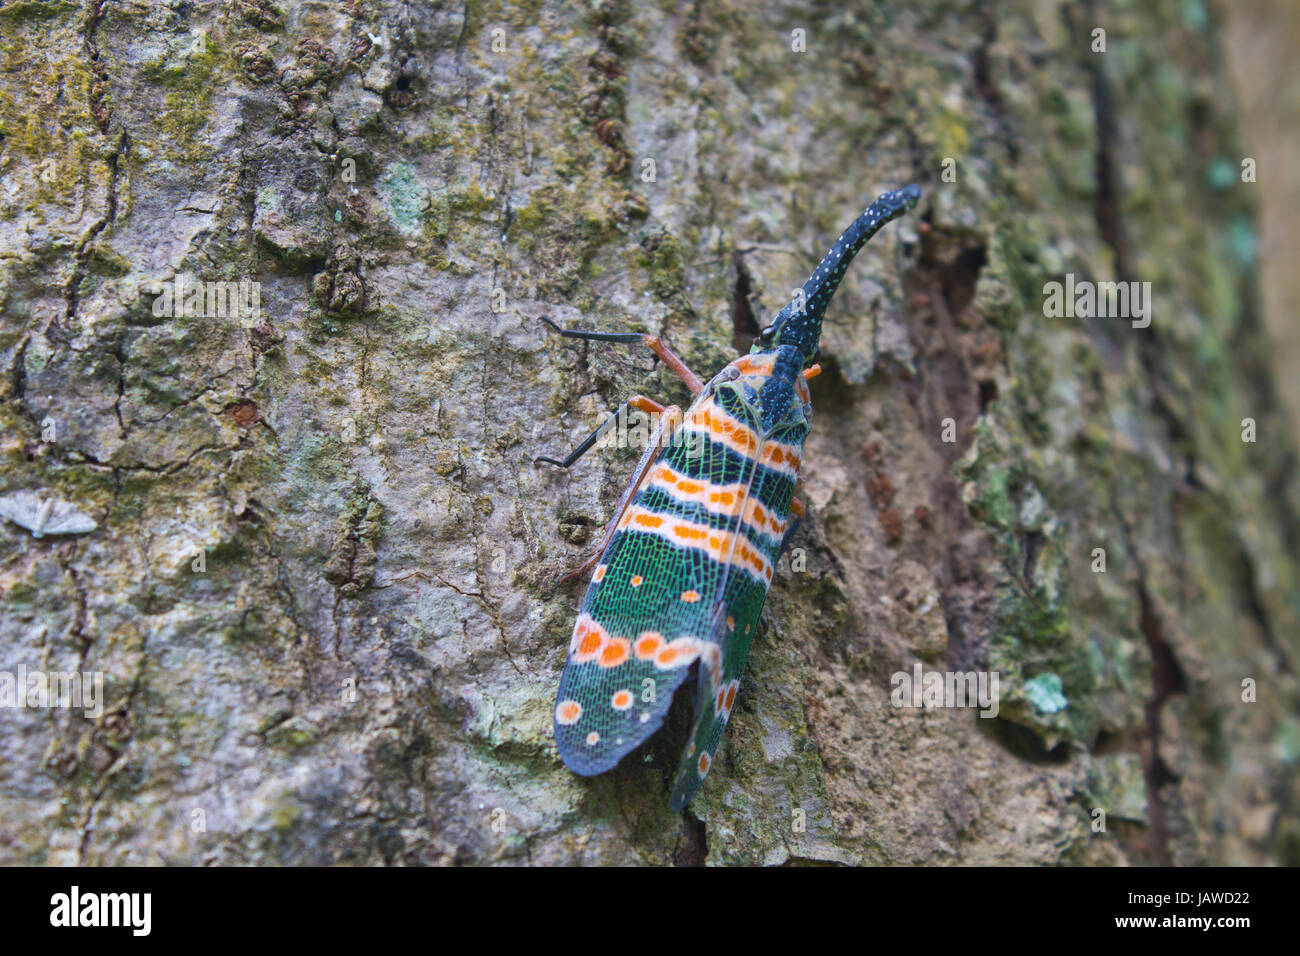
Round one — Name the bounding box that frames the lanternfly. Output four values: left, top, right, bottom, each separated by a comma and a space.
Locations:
538, 186, 921, 809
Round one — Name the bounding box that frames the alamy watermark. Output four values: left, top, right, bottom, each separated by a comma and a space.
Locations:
1043, 273, 1151, 329
150, 275, 261, 328
890, 664, 999, 718
49, 886, 150, 936
594, 405, 706, 457
0, 666, 104, 718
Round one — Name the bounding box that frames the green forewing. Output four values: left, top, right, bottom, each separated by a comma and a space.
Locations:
554, 379, 806, 810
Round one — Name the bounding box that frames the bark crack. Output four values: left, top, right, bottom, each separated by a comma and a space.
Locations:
1079, 3, 1192, 865
63, 3, 124, 335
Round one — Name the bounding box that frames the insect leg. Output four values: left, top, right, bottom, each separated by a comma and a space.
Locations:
642, 337, 704, 395
539, 316, 704, 395
560, 403, 683, 583
534, 395, 666, 469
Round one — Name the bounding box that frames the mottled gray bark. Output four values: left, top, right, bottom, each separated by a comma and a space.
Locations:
0, 0, 1296, 865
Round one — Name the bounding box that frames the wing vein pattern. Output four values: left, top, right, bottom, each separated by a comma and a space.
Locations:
555, 355, 806, 809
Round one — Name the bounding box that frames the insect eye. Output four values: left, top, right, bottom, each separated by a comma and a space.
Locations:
758, 325, 775, 345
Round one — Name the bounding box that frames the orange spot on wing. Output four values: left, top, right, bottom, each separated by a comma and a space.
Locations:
655, 637, 701, 669
599, 637, 630, 668
571, 615, 608, 662
760, 441, 801, 475
705, 645, 722, 682
612, 690, 633, 710
655, 639, 696, 671
556, 700, 582, 724
634, 632, 663, 659
680, 590, 700, 603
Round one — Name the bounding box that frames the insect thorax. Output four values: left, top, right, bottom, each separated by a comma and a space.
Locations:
701, 344, 810, 439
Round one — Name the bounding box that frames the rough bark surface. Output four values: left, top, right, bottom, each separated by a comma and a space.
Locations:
1, 0, 1296, 865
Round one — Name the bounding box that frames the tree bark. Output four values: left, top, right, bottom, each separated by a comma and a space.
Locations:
1, 0, 1296, 865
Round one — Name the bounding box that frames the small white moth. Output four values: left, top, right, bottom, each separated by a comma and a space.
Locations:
0, 490, 97, 537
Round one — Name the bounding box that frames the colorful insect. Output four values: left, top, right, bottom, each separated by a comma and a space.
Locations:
538, 186, 921, 809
